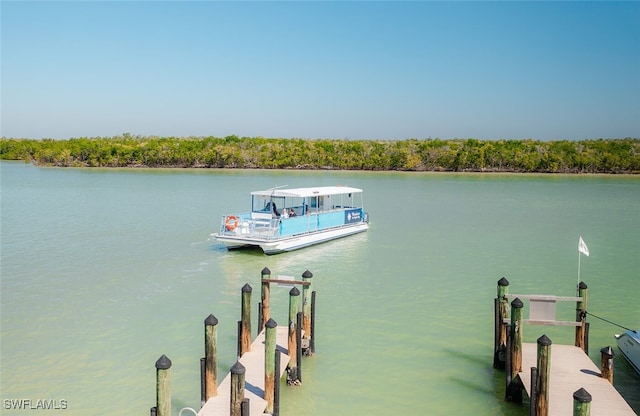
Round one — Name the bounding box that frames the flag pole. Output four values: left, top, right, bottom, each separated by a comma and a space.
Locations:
577, 247, 581, 286
577, 235, 582, 294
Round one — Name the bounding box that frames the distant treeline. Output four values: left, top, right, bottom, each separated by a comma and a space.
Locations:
1, 135, 639, 173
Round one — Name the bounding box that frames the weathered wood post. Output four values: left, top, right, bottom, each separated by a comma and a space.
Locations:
230, 361, 246, 416
296, 311, 303, 384
287, 286, 300, 385
529, 366, 538, 416
261, 267, 271, 332
510, 298, 524, 378
505, 323, 512, 400
155, 354, 172, 416
241, 398, 250, 416
506, 300, 523, 403
494, 277, 510, 368
575, 282, 588, 351
310, 290, 317, 355
274, 349, 281, 416
241, 283, 252, 356
573, 387, 592, 416
204, 314, 218, 400
536, 335, 552, 416
600, 346, 614, 383
264, 318, 277, 414
301, 270, 313, 352
200, 357, 206, 406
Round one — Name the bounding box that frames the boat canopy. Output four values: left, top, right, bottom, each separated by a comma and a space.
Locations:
251, 186, 363, 198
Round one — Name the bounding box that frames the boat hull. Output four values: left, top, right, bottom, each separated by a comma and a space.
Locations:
615, 330, 640, 376
216, 222, 369, 254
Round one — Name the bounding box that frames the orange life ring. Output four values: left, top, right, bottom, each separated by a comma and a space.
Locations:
225, 215, 239, 231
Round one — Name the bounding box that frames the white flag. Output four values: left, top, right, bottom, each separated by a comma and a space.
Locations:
578, 236, 589, 256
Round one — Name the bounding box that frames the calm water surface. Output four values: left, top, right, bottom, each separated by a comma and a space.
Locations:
1, 161, 639, 415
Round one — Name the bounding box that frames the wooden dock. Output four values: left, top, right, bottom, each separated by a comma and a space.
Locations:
149, 269, 316, 416
198, 326, 291, 416
517, 343, 635, 415
493, 278, 637, 416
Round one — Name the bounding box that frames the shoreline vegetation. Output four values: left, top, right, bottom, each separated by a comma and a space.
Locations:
1, 135, 639, 174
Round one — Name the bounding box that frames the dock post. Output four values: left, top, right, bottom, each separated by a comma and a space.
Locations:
494, 277, 509, 369
230, 361, 246, 416
575, 282, 588, 351
510, 298, 524, 377
536, 335, 552, 416
274, 349, 281, 416
241, 284, 252, 356
264, 318, 277, 414
599, 346, 614, 384
200, 357, 205, 406
529, 366, 538, 416
204, 314, 219, 400
155, 354, 172, 416
505, 323, 512, 400
494, 297, 502, 369
261, 267, 271, 332
287, 286, 300, 385
301, 270, 313, 353
241, 398, 250, 416
296, 311, 303, 384
310, 290, 316, 355
573, 387, 592, 416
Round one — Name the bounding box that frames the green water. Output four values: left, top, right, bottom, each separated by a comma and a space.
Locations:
1, 161, 638, 415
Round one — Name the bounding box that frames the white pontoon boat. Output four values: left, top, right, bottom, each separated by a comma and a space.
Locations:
214, 186, 369, 254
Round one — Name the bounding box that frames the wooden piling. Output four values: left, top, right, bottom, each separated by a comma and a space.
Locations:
296, 311, 303, 384
261, 267, 271, 332
536, 335, 552, 416
287, 286, 300, 385
505, 323, 513, 400
494, 297, 502, 369
264, 318, 277, 414
600, 346, 614, 384
241, 284, 252, 356
301, 270, 313, 343
573, 387, 592, 416
529, 366, 538, 416
575, 282, 588, 351
510, 297, 524, 377
310, 290, 316, 355
495, 277, 510, 369
241, 398, 250, 416
204, 314, 218, 399
200, 357, 206, 406
230, 361, 246, 416
155, 354, 172, 416
274, 349, 281, 416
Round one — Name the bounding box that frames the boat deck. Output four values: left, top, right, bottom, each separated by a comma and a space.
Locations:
518, 343, 635, 415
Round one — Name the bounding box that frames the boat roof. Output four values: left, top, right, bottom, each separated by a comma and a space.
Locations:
251, 186, 363, 198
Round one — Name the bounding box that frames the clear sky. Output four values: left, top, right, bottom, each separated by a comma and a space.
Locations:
2, 1, 639, 140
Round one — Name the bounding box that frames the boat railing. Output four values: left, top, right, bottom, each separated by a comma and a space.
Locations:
219, 206, 366, 239
219, 213, 280, 239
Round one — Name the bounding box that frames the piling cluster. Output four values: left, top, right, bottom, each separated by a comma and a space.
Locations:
493, 278, 619, 416
149, 267, 317, 416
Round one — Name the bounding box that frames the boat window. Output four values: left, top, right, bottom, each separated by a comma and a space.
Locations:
252, 197, 285, 216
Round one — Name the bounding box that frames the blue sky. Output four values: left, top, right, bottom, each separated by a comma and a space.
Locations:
2, 1, 639, 140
